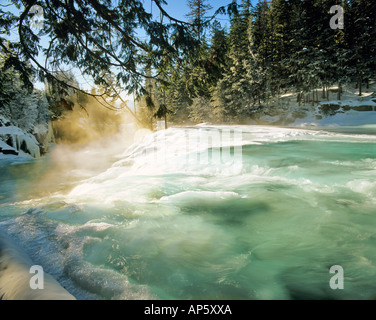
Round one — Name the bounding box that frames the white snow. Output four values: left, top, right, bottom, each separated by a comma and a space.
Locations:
0, 117, 41, 159
0, 232, 76, 300
259, 85, 376, 129
292, 110, 376, 128
0, 140, 16, 151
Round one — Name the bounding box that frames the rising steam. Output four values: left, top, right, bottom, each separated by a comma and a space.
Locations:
13, 96, 153, 199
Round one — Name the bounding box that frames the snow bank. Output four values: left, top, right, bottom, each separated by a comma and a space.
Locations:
0, 126, 40, 158
0, 232, 76, 300
292, 110, 376, 128
0, 140, 19, 156
258, 93, 376, 130
291, 94, 376, 128
0, 117, 41, 159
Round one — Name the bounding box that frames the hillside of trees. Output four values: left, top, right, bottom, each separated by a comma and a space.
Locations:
139, 0, 376, 126
1, 0, 375, 146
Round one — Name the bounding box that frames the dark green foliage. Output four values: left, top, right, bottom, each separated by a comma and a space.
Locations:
186, 0, 213, 40
1, 0, 375, 127
1, 0, 207, 98
151, 0, 376, 124
154, 104, 172, 119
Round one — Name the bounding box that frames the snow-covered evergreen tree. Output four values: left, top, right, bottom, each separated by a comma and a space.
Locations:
186, 0, 213, 41
347, 0, 376, 95
215, 0, 255, 119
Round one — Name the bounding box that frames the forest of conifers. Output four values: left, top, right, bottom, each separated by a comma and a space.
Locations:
1, 0, 375, 128
153, 0, 376, 124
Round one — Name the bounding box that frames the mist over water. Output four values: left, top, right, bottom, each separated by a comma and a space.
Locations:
0, 125, 376, 300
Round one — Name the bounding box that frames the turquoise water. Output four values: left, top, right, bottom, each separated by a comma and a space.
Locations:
0, 125, 376, 300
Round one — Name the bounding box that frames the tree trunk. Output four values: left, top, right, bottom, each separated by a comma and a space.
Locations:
359, 76, 362, 96
277, 85, 280, 107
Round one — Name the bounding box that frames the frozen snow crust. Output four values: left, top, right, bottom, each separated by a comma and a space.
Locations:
0, 116, 47, 160
0, 231, 76, 300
